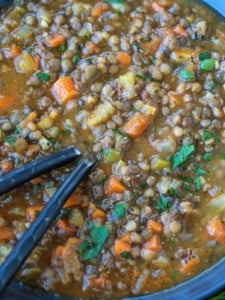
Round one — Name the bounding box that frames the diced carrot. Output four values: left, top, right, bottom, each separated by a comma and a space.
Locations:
52, 245, 64, 259
0, 227, 15, 241
31, 177, 43, 184
51, 77, 79, 104
174, 25, 189, 37
152, 2, 165, 14
123, 113, 149, 138
139, 37, 161, 54
89, 277, 111, 289
168, 92, 183, 104
120, 233, 131, 243
91, 208, 106, 220
0, 96, 15, 111
114, 239, 131, 256
92, 3, 106, 17
46, 34, 66, 47
63, 193, 82, 208
0, 160, 14, 173
207, 218, 225, 244
147, 220, 163, 233
26, 205, 44, 222
143, 234, 161, 252
180, 257, 199, 274
104, 176, 126, 196
85, 41, 100, 54
10, 44, 21, 58
56, 219, 76, 235
117, 52, 132, 66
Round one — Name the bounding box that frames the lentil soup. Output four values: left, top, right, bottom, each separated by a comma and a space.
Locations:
0, 0, 225, 298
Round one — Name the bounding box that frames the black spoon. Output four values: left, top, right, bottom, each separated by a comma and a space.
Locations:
0, 0, 13, 9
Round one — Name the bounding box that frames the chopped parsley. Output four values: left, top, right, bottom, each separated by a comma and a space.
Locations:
208, 81, 218, 90
72, 54, 81, 64
193, 164, 207, 176
132, 40, 141, 50
168, 188, 179, 198
36, 72, 50, 82
202, 129, 220, 142
156, 195, 171, 212
79, 223, 108, 261
113, 201, 126, 219
171, 144, 195, 169
120, 251, 131, 259
149, 57, 155, 65
203, 152, 212, 161
58, 44, 67, 52
180, 69, 196, 80
195, 176, 202, 191
198, 51, 210, 61
200, 58, 215, 72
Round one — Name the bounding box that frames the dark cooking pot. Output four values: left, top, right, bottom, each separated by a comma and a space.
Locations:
1, 0, 225, 299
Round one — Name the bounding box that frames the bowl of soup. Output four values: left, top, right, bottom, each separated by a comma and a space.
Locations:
1, 0, 225, 299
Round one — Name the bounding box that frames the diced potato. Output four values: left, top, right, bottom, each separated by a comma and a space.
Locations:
207, 193, 225, 210
118, 72, 136, 88
69, 208, 84, 227
140, 104, 156, 118
170, 48, 192, 63
37, 117, 54, 130
151, 157, 170, 171
14, 52, 38, 73
87, 101, 115, 126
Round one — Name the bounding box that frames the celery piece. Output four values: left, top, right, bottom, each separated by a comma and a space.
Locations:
103, 148, 120, 163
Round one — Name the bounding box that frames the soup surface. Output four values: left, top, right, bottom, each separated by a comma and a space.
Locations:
1, 0, 225, 298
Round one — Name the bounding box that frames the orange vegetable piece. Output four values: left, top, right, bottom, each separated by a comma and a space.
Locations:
104, 176, 126, 196
56, 219, 76, 235
143, 234, 161, 252
91, 208, 106, 220
152, 2, 165, 14
63, 193, 82, 208
0, 227, 15, 241
139, 37, 161, 54
11, 44, 21, 58
51, 77, 79, 104
147, 220, 163, 233
0, 96, 15, 111
120, 233, 131, 243
114, 239, 131, 256
52, 245, 64, 259
46, 34, 65, 47
207, 218, 225, 244
92, 3, 106, 17
89, 277, 111, 289
117, 52, 132, 66
180, 258, 199, 274
174, 25, 189, 37
26, 205, 44, 222
86, 41, 100, 54
123, 113, 149, 138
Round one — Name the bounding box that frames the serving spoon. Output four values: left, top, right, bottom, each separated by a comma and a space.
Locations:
0, 0, 14, 9
0, 147, 98, 295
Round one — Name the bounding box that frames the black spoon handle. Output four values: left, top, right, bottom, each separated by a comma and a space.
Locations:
0, 146, 81, 195
0, 0, 14, 9
0, 153, 98, 295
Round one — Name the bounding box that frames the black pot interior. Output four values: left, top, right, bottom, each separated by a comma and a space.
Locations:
1, 0, 225, 299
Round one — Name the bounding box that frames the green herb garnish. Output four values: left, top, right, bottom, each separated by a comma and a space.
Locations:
180, 69, 196, 80
193, 164, 207, 176
79, 224, 108, 261
202, 129, 220, 142
198, 51, 210, 61
72, 54, 81, 64
200, 58, 215, 72
36, 72, 50, 82
203, 153, 212, 161
58, 44, 67, 52
120, 251, 131, 259
113, 201, 126, 219
195, 176, 202, 191
171, 144, 195, 169
156, 195, 171, 212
